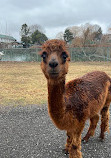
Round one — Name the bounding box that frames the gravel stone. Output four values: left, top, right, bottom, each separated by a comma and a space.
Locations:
0, 105, 111, 158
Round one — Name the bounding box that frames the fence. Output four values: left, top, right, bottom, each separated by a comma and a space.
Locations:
0, 48, 41, 62
70, 47, 111, 61
0, 47, 111, 62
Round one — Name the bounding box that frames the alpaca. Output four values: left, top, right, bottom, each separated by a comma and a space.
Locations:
40, 39, 111, 158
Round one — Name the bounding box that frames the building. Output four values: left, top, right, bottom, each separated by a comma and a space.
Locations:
0, 34, 16, 43
0, 34, 17, 48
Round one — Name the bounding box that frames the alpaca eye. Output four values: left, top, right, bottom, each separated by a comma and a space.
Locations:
41, 52, 47, 58
62, 52, 68, 59
62, 52, 68, 63
41, 52, 47, 62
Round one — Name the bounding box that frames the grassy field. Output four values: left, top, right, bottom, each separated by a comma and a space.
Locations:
0, 61, 111, 106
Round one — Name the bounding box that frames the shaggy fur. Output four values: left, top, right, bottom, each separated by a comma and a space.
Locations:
40, 39, 111, 158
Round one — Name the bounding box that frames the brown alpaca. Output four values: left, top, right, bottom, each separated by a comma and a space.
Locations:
40, 39, 111, 158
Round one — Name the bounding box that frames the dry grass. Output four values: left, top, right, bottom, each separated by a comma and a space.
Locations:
0, 61, 111, 106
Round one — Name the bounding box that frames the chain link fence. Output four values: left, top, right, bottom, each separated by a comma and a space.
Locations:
70, 47, 111, 61
0, 48, 41, 62
0, 47, 111, 62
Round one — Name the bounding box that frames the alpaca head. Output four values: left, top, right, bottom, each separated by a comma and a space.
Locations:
40, 39, 70, 82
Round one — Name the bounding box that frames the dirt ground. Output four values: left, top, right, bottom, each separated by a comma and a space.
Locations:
0, 105, 111, 158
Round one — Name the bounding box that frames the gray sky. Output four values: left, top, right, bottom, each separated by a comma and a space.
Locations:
0, 0, 111, 41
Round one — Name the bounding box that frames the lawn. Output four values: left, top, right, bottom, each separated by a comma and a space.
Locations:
0, 61, 111, 106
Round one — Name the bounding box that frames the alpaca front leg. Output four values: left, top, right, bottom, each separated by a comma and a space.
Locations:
64, 131, 72, 155
69, 136, 82, 158
68, 122, 85, 158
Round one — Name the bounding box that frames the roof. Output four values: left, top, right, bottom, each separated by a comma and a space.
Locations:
0, 34, 16, 41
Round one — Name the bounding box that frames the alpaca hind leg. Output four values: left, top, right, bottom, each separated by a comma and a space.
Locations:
100, 104, 110, 139
82, 114, 99, 142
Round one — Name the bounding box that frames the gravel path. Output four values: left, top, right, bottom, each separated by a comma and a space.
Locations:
0, 105, 111, 158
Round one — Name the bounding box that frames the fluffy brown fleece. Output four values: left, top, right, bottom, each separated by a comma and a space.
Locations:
40, 39, 111, 158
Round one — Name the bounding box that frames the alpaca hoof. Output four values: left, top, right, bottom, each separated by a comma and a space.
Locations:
99, 134, 105, 141
62, 148, 69, 155
82, 138, 88, 143
99, 137, 104, 142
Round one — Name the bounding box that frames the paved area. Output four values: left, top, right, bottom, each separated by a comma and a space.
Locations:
0, 105, 111, 158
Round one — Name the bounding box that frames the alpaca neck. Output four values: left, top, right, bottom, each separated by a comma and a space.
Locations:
48, 78, 66, 129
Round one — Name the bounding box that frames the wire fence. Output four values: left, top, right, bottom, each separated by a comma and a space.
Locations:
0, 48, 41, 62
70, 47, 111, 62
0, 47, 111, 62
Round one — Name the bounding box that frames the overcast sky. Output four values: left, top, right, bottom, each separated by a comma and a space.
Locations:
0, 0, 111, 41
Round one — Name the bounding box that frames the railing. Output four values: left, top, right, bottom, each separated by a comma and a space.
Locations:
0, 47, 111, 62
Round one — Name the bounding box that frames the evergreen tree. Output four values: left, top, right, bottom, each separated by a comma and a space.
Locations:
31, 30, 48, 45
93, 27, 102, 41
21, 23, 30, 48
64, 29, 73, 43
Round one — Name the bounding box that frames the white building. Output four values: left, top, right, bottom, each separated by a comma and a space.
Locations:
0, 34, 16, 43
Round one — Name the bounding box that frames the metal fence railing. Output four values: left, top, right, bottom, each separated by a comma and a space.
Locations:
70, 47, 111, 62
0, 47, 111, 62
0, 48, 41, 62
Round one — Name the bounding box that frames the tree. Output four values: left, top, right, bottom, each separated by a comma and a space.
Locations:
29, 24, 44, 35
107, 24, 111, 34
20, 23, 30, 48
55, 32, 64, 40
72, 37, 83, 47
92, 27, 102, 41
64, 29, 73, 43
70, 23, 103, 47
31, 30, 48, 45
80, 23, 102, 46
68, 26, 81, 38
20, 23, 48, 46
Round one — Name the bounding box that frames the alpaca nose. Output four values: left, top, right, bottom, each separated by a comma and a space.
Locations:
49, 60, 58, 68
